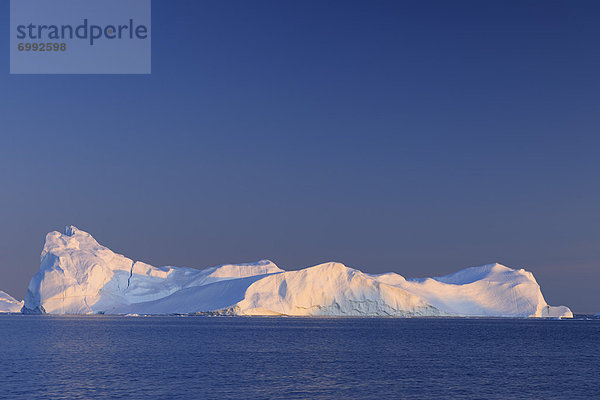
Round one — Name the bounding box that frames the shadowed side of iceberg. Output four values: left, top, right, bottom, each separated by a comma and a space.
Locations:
106, 273, 281, 315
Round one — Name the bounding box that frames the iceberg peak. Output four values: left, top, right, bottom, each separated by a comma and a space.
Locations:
306, 261, 351, 273
65, 225, 79, 236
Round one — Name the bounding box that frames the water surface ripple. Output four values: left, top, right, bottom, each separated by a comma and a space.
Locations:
1, 316, 598, 399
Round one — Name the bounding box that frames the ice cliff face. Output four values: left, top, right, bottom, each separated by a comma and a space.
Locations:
0, 290, 23, 313
23, 226, 573, 318
235, 263, 440, 316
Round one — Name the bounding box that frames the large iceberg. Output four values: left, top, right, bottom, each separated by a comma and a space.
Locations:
23, 226, 572, 318
23, 226, 282, 314
0, 290, 23, 313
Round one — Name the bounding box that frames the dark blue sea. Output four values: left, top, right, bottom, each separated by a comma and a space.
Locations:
1, 316, 599, 399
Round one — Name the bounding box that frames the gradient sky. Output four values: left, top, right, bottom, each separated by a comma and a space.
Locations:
1, 1, 598, 312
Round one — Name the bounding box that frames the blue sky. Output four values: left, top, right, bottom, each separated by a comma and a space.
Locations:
1, 1, 599, 312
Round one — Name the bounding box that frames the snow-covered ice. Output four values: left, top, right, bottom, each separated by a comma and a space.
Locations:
22, 226, 573, 318
0, 290, 23, 313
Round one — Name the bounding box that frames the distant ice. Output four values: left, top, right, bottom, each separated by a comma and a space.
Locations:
0, 290, 23, 313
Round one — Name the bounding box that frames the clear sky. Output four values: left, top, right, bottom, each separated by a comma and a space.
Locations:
1, 1, 598, 312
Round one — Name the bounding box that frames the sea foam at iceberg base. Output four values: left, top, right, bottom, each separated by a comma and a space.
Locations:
14, 226, 572, 318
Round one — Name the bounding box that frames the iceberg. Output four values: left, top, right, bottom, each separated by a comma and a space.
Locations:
23, 226, 573, 318
0, 290, 23, 313
22, 226, 282, 314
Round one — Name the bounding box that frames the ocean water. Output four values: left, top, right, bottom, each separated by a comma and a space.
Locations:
0, 316, 598, 399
